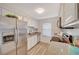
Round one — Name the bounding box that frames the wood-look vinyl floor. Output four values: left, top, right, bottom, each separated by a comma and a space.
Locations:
5, 42, 70, 55
3, 42, 49, 55
27, 42, 49, 55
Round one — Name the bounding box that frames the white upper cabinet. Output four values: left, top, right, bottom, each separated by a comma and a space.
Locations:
0, 16, 16, 29
0, 8, 18, 18
0, 7, 38, 28
23, 16, 31, 26
30, 19, 38, 28
23, 17, 38, 28
63, 4, 76, 20
60, 3, 77, 26
2, 8, 12, 16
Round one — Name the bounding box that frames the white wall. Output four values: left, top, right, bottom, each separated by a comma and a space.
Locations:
38, 17, 60, 43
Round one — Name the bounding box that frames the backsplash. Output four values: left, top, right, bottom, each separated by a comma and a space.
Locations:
61, 29, 79, 36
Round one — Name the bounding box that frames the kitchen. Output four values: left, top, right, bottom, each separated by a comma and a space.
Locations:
0, 3, 79, 55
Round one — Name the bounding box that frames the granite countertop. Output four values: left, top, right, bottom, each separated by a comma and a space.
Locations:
27, 32, 41, 38
45, 41, 69, 55
45, 41, 79, 55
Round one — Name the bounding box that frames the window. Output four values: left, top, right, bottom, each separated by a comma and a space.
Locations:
42, 23, 52, 37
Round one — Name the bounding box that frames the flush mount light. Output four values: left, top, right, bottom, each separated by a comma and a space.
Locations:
35, 8, 45, 14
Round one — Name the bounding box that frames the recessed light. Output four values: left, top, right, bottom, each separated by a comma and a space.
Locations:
35, 8, 45, 14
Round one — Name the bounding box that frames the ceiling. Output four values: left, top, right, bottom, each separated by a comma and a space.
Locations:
0, 3, 60, 19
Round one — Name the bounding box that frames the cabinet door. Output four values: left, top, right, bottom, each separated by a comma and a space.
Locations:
27, 19, 32, 26
27, 19, 38, 28
31, 20, 38, 28
32, 36, 36, 47
34, 35, 37, 45
2, 8, 15, 16
61, 4, 77, 26
27, 36, 35, 50
27, 37, 33, 50
0, 8, 2, 15
27, 35, 38, 50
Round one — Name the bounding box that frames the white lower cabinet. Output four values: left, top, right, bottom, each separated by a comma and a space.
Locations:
27, 35, 37, 50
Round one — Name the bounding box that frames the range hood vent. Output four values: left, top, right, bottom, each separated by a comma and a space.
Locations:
60, 26, 74, 29
58, 17, 74, 29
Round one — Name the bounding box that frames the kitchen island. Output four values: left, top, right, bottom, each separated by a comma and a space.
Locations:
45, 41, 79, 55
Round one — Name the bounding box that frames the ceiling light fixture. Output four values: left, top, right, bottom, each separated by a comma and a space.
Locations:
35, 8, 45, 14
